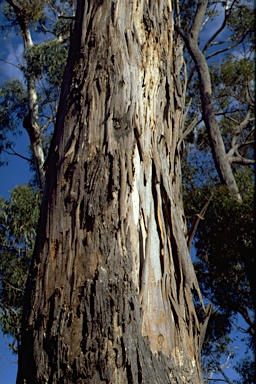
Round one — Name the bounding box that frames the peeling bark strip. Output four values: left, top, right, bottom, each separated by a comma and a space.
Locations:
18, 1, 205, 383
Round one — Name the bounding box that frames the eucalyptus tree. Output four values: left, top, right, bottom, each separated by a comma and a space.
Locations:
183, 171, 255, 383
0, 0, 73, 357
0, 185, 40, 352
0, 0, 75, 189
17, 1, 208, 382
174, 0, 254, 202
179, 1, 255, 378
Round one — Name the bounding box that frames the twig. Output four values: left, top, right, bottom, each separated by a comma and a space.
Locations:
187, 193, 214, 251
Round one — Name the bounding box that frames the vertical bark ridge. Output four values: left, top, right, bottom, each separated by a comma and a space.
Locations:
18, 1, 205, 383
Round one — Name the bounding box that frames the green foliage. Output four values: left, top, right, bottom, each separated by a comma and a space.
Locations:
2, 0, 46, 31
0, 185, 41, 351
211, 53, 254, 111
0, 0, 72, 168
226, 1, 254, 47
194, 52, 255, 156
0, 4, 72, 346
234, 356, 255, 384
18, 0, 46, 22
0, 79, 28, 165
183, 167, 255, 381
25, 39, 68, 87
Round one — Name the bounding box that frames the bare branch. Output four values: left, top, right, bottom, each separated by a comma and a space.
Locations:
187, 193, 213, 251
41, 115, 56, 133
205, 33, 249, 60
175, 20, 242, 200
190, 0, 209, 41
202, 0, 237, 54
2, 279, 24, 292
178, 114, 201, 153
236, 305, 255, 339
0, 58, 22, 71
232, 110, 253, 138
3, 148, 32, 163
228, 156, 255, 165
215, 360, 233, 384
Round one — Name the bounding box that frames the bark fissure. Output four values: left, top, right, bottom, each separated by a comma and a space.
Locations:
18, 1, 206, 383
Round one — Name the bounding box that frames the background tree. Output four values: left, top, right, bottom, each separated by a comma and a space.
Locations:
0, 0, 73, 356
183, 173, 255, 382
0, 0, 74, 188
176, 0, 255, 381
0, 185, 40, 352
174, 0, 254, 202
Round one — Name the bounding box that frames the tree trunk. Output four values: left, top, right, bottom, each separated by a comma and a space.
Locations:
174, 0, 242, 202
17, 1, 206, 383
7, 0, 46, 190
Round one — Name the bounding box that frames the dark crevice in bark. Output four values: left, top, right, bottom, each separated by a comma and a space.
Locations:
104, 80, 111, 149
134, 128, 143, 162
18, 1, 204, 382
164, 78, 171, 122
170, 299, 179, 329
160, 180, 172, 238
107, 154, 115, 202
74, 270, 173, 384
151, 161, 165, 275
169, 222, 182, 302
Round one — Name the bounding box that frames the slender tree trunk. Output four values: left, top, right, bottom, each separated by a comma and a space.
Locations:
23, 29, 46, 190
7, 0, 46, 190
174, 0, 242, 202
17, 1, 206, 382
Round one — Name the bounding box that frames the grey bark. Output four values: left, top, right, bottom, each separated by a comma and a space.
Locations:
6, 0, 46, 190
174, 0, 242, 201
17, 1, 207, 383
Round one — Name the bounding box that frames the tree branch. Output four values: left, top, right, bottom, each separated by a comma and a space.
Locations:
177, 106, 201, 152
237, 305, 255, 340
3, 148, 32, 163
190, 0, 208, 41
202, 0, 236, 54
2, 279, 24, 292
175, 18, 242, 201
187, 193, 213, 251
205, 33, 249, 61
0, 58, 22, 71
228, 156, 255, 166
215, 363, 233, 384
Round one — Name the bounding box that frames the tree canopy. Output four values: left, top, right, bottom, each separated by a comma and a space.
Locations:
0, 185, 41, 352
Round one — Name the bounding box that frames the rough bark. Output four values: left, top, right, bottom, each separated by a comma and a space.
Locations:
17, 1, 206, 383
174, 0, 242, 202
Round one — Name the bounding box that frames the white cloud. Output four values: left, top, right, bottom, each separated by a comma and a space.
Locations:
0, 31, 24, 84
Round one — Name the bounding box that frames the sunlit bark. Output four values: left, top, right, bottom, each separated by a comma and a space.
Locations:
17, 1, 207, 382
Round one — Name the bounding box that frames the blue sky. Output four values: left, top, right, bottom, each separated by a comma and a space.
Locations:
0, 335, 17, 384
0, 14, 31, 382
0, 134, 30, 382
0, 131, 31, 199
